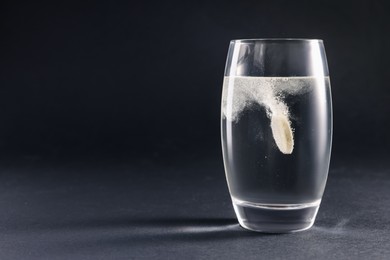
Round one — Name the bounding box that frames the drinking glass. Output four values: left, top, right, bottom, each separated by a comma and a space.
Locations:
221, 39, 332, 233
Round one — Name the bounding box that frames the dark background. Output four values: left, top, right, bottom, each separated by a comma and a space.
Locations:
0, 0, 390, 259
1, 0, 389, 161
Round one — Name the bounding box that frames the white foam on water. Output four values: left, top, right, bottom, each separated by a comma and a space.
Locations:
222, 76, 318, 154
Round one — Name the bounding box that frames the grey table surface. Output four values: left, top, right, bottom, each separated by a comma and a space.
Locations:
0, 156, 389, 259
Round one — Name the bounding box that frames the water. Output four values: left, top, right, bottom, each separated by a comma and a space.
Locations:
221, 76, 332, 232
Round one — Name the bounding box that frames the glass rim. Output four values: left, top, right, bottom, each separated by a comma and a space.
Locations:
231, 38, 323, 43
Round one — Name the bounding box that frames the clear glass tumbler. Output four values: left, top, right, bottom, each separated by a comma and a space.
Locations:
221, 39, 332, 233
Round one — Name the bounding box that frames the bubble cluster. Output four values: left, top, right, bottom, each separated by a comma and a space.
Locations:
221, 76, 313, 154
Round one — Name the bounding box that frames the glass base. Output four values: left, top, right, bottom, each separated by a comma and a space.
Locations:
232, 198, 321, 233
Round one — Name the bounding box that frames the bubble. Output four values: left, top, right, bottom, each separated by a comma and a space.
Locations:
222, 76, 315, 154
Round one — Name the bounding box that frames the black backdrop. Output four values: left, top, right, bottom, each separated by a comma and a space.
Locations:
1, 0, 389, 161
1, 1, 390, 259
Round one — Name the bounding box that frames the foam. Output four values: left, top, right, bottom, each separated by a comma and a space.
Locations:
222, 76, 319, 154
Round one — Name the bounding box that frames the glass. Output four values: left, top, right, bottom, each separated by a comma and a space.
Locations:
221, 39, 332, 233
